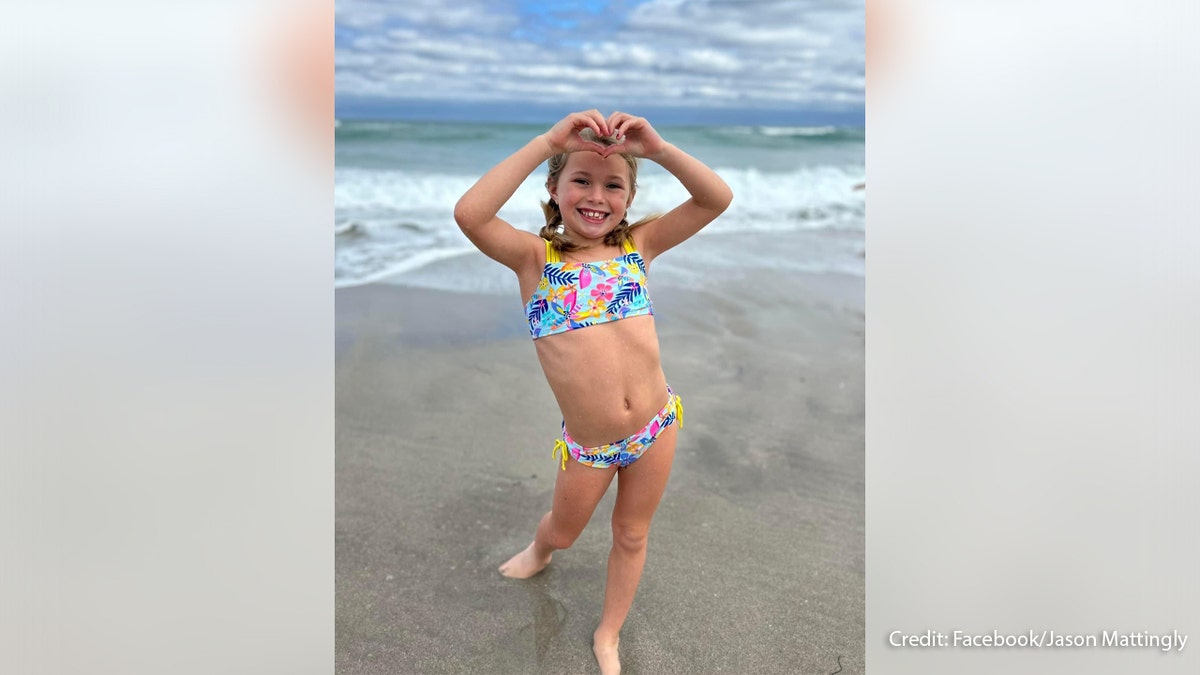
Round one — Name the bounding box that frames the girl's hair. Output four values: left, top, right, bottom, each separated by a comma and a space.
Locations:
539, 152, 660, 252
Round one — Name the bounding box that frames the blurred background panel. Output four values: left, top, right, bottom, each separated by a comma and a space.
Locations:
868, 1, 1199, 673
1, 2, 332, 674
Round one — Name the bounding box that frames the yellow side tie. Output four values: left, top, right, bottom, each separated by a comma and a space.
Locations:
674, 394, 684, 430
552, 438, 569, 471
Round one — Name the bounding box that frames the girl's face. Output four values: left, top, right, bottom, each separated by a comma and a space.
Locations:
549, 151, 634, 246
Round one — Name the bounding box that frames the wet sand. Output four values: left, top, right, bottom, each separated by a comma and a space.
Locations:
336, 267, 864, 674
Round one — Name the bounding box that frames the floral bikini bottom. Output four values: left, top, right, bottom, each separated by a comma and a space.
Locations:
552, 387, 683, 471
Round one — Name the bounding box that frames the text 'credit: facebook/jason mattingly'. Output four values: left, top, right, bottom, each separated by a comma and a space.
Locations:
889, 630, 1188, 652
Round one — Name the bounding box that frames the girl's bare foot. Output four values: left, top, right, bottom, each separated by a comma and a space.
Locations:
498, 542, 552, 579
592, 632, 620, 675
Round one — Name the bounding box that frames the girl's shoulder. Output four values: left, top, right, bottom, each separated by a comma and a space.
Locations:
511, 232, 553, 291
626, 216, 660, 264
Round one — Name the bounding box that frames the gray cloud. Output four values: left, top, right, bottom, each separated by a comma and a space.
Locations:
336, 0, 863, 115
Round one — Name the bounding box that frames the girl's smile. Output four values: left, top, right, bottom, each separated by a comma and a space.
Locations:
578, 208, 609, 224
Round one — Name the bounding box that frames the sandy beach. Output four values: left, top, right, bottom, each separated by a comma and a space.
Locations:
336, 255, 864, 673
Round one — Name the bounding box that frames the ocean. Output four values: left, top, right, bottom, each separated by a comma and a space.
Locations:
335, 120, 864, 292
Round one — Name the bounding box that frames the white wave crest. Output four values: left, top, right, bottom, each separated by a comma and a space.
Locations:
334, 245, 478, 289
757, 125, 837, 137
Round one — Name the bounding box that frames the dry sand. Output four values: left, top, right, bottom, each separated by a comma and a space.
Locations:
336, 265, 864, 674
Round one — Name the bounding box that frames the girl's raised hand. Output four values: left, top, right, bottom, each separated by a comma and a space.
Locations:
541, 110, 613, 155
605, 112, 667, 160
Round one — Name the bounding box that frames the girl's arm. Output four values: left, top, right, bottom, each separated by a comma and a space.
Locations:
607, 112, 733, 263
453, 111, 613, 272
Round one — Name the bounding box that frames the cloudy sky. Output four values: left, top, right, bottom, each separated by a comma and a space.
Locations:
336, 0, 864, 125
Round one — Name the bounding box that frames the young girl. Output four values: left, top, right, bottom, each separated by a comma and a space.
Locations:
453, 110, 732, 674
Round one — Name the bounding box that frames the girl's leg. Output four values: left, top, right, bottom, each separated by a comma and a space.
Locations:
592, 425, 678, 674
499, 458, 617, 578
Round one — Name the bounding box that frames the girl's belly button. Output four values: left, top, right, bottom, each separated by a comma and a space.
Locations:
623, 397, 631, 410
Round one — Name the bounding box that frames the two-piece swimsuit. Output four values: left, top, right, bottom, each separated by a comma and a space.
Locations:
525, 238, 683, 471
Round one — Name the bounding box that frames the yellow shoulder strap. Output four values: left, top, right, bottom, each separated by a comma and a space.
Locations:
621, 237, 637, 254
544, 238, 561, 263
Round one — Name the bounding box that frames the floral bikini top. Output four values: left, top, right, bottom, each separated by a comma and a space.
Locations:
525, 238, 654, 339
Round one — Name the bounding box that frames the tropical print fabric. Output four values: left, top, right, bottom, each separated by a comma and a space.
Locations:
526, 239, 653, 339
552, 387, 683, 470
